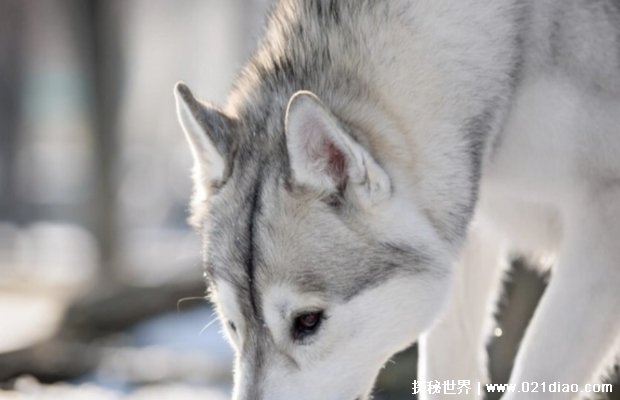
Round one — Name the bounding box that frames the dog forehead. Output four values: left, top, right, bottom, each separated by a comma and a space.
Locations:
204, 176, 352, 294
204, 164, 429, 306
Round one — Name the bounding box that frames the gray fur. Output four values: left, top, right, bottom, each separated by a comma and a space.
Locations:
176, 82, 236, 184
205, 162, 437, 318
175, 0, 620, 398
196, 1, 451, 318
525, 0, 620, 94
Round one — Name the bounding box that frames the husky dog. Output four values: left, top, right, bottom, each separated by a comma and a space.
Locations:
174, 0, 620, 398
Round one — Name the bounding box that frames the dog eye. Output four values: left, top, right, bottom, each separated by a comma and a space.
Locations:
292, 311, 324, 341
228, 321, 237, 333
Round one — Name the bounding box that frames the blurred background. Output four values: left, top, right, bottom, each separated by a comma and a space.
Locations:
0, 1, 263, 398
0, 1, 617, 399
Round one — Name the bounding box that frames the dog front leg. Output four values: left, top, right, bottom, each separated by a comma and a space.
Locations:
502, 192, 620, 400
419, 222, 507, 399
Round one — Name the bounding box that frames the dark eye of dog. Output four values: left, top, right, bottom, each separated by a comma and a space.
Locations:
229, 321, 237, 333
292, 311, 323, 340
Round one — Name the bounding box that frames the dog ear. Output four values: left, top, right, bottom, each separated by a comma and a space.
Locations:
175, 82, 236, 227
285, 91, 391, 204
175, 82, 234, 186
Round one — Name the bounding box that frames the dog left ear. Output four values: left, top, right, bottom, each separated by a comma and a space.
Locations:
175, 82, 236, 227
285, 91, 391, 205
174, 82, 234, 185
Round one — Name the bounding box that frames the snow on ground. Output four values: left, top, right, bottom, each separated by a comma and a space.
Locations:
1, 305, 234, 400
1, 376, 229, 400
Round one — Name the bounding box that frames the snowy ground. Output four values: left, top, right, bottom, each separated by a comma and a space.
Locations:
1, 306, 234, 400
1, 378, 229, 400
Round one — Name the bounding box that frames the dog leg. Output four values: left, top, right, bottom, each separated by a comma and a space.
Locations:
502, 190, 620, 400
419, 221, 508, 399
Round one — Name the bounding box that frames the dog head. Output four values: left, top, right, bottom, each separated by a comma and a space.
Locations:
175, 83, 452, 400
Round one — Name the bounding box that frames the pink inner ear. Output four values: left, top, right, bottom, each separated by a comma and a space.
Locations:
293, 104, 349, 189
323, 139, 347, 183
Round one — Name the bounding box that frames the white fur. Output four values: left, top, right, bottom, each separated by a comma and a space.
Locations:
285, 91, 392, 206
212, 280, 246, 351
476, 76, 620, 400
422, 75, 620, 399
419, 220, 509, 399
175, 84, 227, 211
178, 1, 620, 398
253, 273, 450, 400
